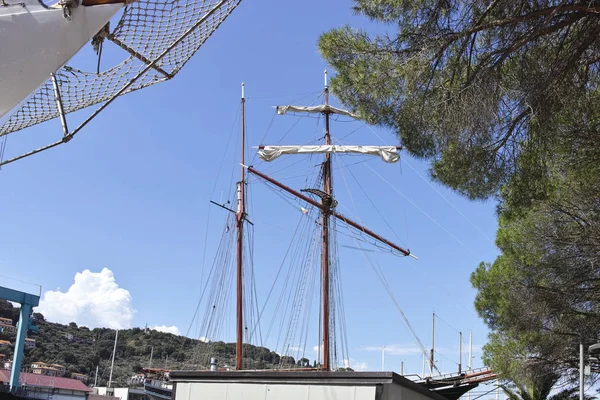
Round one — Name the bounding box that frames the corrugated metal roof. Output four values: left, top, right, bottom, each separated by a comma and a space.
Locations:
0, 370, 92, 392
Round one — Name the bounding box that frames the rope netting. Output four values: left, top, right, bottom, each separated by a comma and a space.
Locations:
0, 0, 242, 137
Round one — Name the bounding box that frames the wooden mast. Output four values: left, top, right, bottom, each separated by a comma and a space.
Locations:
246, 72, 414, 371
321, 70, 332, 371
236, 83, 246, 370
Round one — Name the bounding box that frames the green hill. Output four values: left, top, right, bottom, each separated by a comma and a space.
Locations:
0, 300, 319, 387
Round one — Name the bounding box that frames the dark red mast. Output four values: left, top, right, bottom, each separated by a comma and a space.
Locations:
321, 71, 332, 371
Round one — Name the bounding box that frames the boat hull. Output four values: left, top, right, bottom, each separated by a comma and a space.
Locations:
0, 1, 123, 120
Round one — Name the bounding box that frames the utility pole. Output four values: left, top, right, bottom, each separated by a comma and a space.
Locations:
108, 329, 118, 388
580, 341, 584, 400
468, 330, 472, 400
430, 312, 435, 376
459, 331, 463, 374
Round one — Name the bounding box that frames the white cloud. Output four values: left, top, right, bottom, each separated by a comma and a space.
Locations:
152, 325, 181, 335
38, 268, 134, 329
362, 344, 423, 356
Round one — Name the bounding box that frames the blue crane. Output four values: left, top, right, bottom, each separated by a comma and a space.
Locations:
0, 286, 40, 391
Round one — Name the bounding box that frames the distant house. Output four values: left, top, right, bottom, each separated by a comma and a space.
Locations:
0, 318, 12, 326
3, 361, 11, 370
31, 362, 65, 377
0, 325, 16, 334
71, 372, 88, 382
49, 364, 66, 377
0, 354, 5, 361
64, 333, 93, 345
24, 338, 36, 348
0, 340, 10, 347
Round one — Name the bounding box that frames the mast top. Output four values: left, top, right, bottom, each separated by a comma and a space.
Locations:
324, 69, 328, 89
241, 82, 245, 100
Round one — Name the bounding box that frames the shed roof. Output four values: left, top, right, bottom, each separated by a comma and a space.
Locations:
0, 370, 92, 392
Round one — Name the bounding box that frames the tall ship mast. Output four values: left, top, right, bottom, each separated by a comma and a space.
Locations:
188, 73, 499, 399
198, 72, 416, 372
248, 71, 414, 371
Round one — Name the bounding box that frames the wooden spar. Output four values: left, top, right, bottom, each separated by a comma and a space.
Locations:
246, 166, 411, 258
236, 83, 246, 370
257, 146, 404, 150
322, 73, 332, 371
332, 214, 410, 256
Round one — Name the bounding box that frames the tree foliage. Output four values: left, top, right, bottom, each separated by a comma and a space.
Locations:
318, 0, 600, 390
0, 302, 321, 386
501, 374, 591, 400
470, 172, 600, 380
319, 0, 600, 201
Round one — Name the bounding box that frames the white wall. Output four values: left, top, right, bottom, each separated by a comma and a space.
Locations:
45, 392, 86, 400
175, 382, 377, 400
383, 383, 438, 400
113, 387, 130, 400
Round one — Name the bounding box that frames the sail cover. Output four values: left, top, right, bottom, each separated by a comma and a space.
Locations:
258, 145, 400, 163
276, 105, 358, 119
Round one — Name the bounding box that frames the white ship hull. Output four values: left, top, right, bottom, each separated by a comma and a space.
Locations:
0, 0, 123, 119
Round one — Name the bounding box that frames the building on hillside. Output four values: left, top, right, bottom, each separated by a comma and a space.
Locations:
31, 366, 59, 376
0, 340, 10, 347
24, 337, 36, 348
31, 361, 46, 369
3, 361, 11, 370
0, 318, 12, 325
71, 372, 88, 382
0, 324, 15, 334
30, 362, 66, 377
0, 354, 5, 361
0, 369, 92, 400
49, 363, 66, 376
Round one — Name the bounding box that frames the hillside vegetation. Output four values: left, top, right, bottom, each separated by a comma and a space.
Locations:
0, 300, 316, 387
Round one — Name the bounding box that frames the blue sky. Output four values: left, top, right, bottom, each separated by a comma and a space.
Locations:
0, 0, 501, 391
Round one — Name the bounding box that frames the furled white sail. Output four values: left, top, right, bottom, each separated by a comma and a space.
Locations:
0, 0, 123, 119
258, 145, 400, 163
275, 105, 358, 119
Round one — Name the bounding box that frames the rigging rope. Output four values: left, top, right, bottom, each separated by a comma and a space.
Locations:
360, 160, 477, 256
344, 222, 441, 375
366, 125, 493, 244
